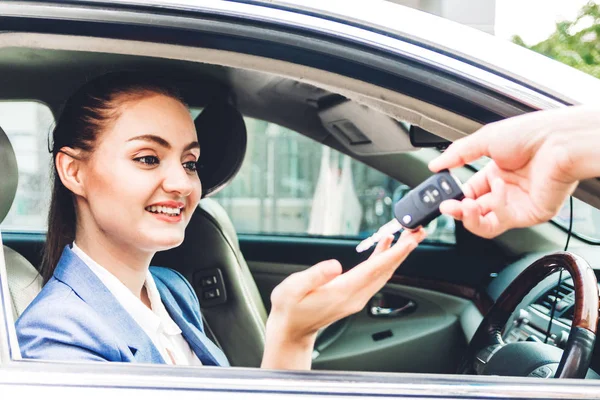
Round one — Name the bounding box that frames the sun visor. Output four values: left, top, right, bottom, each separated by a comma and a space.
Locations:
318, 101, 418, 155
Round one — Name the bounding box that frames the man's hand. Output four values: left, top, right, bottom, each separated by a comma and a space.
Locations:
428, 106, 600, 238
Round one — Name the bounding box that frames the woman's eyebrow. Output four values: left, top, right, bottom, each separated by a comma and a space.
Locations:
127, 135, 199, 153
184, 141, 200, 152
127, 134, 171, 149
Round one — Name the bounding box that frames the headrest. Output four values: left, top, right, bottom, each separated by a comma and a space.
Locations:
0, 126, 18, 224
194, 102, 247, 197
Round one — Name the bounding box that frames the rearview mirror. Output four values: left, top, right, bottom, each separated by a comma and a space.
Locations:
409, 125, 451, 149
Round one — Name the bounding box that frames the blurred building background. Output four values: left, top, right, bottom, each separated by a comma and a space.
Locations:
0, 103, 53, 231
390, 0, 496, 34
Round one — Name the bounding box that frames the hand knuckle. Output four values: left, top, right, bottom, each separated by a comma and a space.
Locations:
270, 285, 287, 307
351, 300, 366, 314
551, 144, 576, 182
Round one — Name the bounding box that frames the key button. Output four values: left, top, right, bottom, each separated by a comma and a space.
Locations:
439, 179, 452, 194
402, 215, 412, 224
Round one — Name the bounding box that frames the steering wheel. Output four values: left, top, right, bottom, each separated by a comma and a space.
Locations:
459, 252, 599, 378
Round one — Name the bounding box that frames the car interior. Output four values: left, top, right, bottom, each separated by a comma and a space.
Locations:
2, 31, 600, 378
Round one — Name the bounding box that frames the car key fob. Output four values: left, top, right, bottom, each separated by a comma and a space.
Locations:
393, 170, 464, 230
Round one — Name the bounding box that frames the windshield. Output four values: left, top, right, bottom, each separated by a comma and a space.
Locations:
554, 197, 600, 242
466, 157, 600, 242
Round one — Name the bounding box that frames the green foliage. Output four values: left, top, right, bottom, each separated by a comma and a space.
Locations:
512, 2, 600, 79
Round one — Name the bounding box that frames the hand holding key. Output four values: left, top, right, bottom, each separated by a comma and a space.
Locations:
427, 107, 600, 238
357, 170, 464, 252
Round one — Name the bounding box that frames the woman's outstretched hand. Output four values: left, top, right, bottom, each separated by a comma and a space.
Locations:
429, 105, 600, 238
261, 228, 426, 370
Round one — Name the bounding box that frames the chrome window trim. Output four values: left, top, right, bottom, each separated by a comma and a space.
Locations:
2, 360, 600, 398
9, 0, 565, 110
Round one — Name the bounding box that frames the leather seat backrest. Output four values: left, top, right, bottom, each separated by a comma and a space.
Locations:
4, 246, 43, 321
0, 125, 43, 322
153, 198, 267, 367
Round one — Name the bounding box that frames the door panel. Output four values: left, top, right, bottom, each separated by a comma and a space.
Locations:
243, 235, 481, 374
311, 284, 471, 373
248, 257, 476, 374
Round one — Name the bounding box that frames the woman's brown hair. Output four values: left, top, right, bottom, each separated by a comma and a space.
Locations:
40, 71, 185, 283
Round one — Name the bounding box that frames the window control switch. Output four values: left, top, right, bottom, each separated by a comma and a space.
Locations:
201, 276, 218, 287
193, 268, 227, 307
204, 288, 221, 300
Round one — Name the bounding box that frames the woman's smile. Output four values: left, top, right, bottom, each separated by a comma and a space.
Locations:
145, 201, 185, 223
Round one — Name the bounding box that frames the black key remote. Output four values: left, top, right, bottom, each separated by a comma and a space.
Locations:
393, 170, 464, 230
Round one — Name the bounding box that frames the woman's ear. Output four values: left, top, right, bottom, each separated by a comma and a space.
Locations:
55, 147, 87, 198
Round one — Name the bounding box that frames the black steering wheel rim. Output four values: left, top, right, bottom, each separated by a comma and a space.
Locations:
458, 252, 599, 378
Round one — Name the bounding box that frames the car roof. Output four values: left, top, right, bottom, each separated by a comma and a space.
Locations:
271, 0, 600, 104
64, 0, 600, 106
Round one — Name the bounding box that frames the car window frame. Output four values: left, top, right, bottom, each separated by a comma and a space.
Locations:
1, 2, 598, 397
0, 1, 543, 120
58, 0, 575, 110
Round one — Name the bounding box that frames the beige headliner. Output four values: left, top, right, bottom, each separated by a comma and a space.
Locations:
0, 32, 481, 141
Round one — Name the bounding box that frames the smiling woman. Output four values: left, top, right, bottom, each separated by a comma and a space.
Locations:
18, 71, 218, 365
13, 70, 426, 369
39, 72, 201, 283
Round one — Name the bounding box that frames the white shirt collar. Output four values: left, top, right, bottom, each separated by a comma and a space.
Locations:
144, 266, 181, 335
71, 242, 181, 336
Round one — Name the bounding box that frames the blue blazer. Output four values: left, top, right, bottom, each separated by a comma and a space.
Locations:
16, 246, 229, 366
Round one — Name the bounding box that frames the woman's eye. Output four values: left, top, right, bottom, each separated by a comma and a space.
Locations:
183, 161, 198, 172
135, 156, 160, 166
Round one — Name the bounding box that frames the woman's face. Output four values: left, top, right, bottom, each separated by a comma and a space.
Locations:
78, 94, 201, 253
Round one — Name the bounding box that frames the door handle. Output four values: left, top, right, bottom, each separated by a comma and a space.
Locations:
368, 292, 417, 318
370, 300, 416, 317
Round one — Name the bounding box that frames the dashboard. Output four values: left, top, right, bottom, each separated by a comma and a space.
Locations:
503, 278, 574, 348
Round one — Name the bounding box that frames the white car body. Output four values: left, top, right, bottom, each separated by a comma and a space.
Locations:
1, 1, 600, 398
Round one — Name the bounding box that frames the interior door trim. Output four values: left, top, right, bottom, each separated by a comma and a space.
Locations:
390, 274, 493, 315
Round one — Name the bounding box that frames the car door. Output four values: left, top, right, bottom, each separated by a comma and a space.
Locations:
2, 1, 600, 399
1, 0, 529, 379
